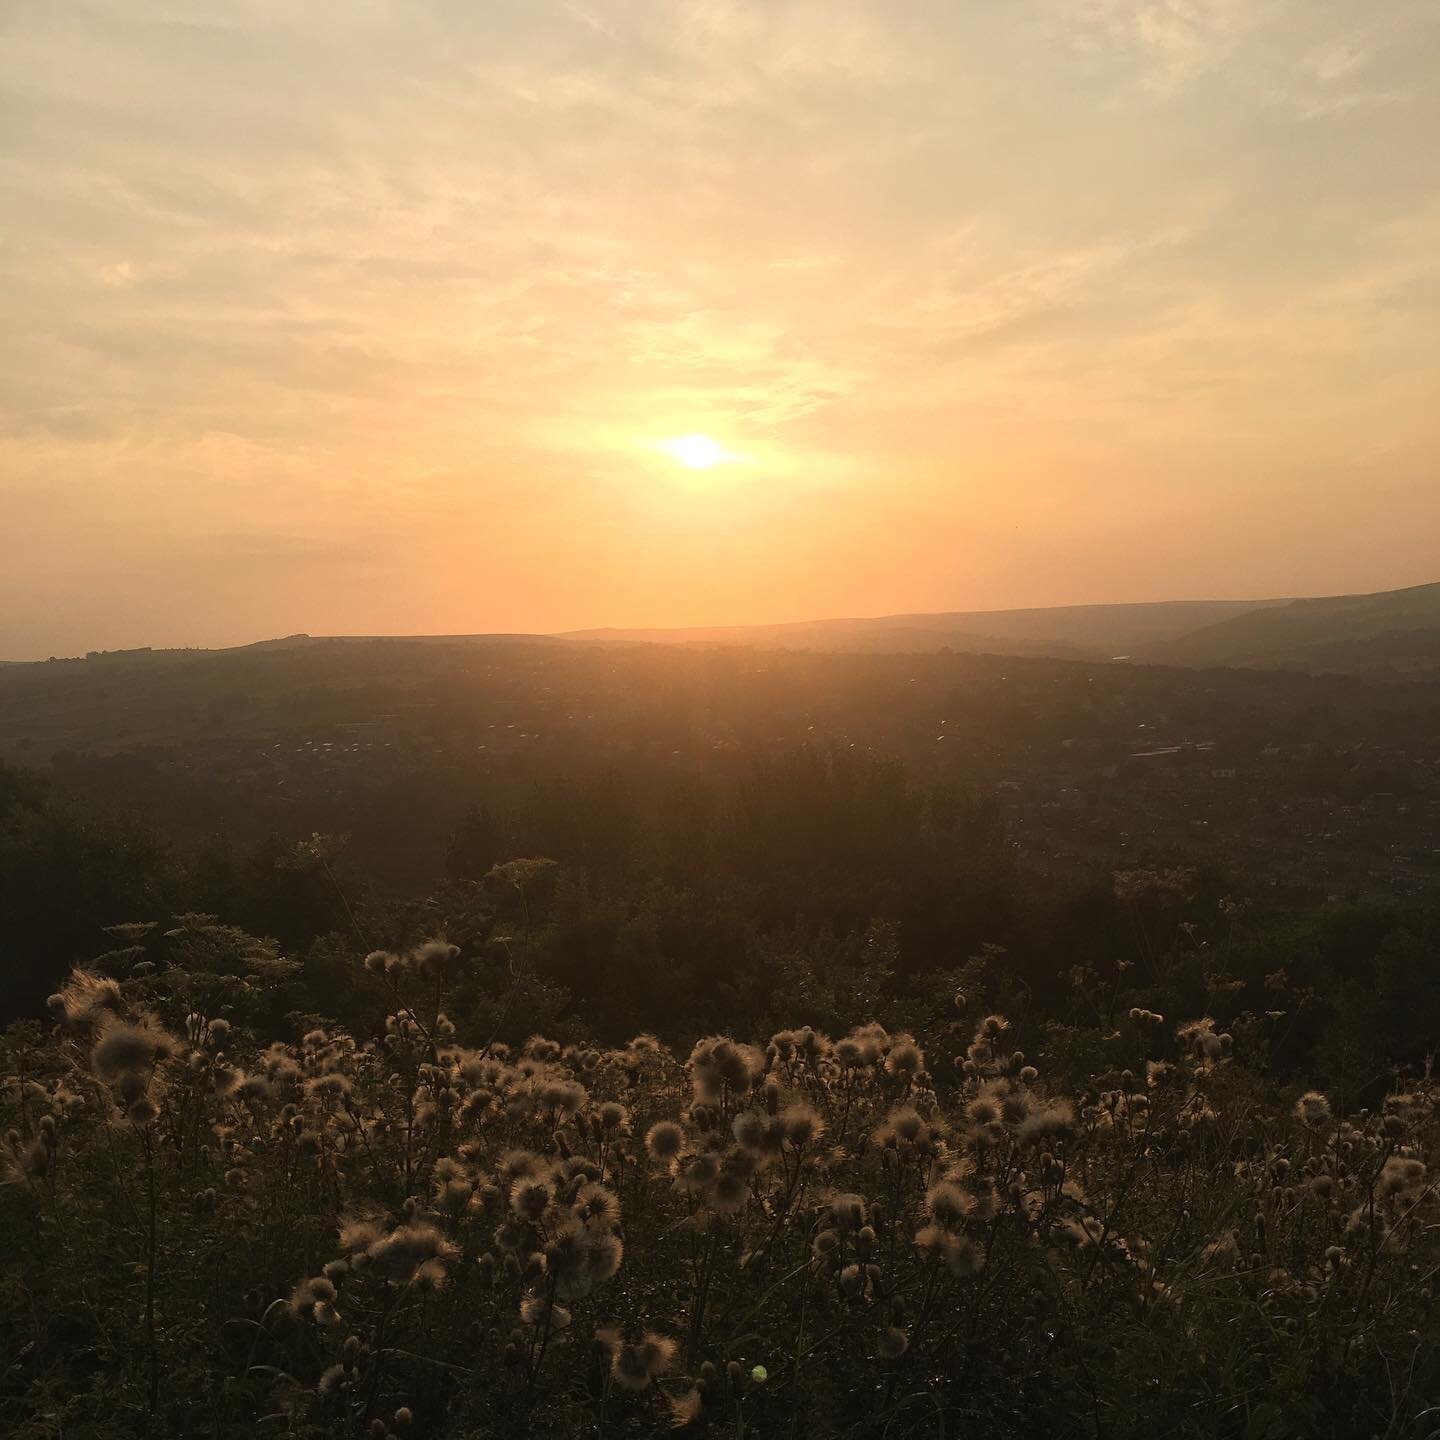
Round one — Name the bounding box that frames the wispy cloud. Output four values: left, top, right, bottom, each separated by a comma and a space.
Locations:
1063, 0, 1261, 94
1, 0, 1438, 652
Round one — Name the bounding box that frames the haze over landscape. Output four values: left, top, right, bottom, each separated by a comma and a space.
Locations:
4, 0, 1440, 659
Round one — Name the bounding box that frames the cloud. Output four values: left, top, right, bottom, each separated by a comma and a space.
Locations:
1, 0, 1439, 651
1305, 36, 1373, 84
1063, 0, 1260, 94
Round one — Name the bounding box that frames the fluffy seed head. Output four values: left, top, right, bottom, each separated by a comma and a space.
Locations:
645, 1121, 684, 1162
92, 1019, 174, 1082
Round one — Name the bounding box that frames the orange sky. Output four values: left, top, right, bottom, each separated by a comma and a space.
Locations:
2, 1, 1439, 657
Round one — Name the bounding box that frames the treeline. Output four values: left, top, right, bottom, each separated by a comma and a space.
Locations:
0, 763, 349, 1018
2, 754, 1437, 1100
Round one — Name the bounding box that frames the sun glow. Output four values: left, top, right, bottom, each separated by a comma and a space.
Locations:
662, 433, 728, 470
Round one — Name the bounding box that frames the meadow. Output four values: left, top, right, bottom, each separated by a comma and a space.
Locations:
4, 909, 1438, 1439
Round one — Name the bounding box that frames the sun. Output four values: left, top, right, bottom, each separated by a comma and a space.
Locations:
662, 433, 727, 470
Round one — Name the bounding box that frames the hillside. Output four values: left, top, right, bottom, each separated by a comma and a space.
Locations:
1146, 581, 1440, 675
564, 597, 1285, 659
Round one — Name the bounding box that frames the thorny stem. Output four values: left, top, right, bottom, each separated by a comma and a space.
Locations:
142, 1126, 160, 1416
787, 1260, 811, 1440
481, 939, 530, 1059
317, 854, 370, 954
687, 1229, 722, 1364
365, 1291, 397, 1423
525, 1273, 560, 1406
597, 1363, 614, 1440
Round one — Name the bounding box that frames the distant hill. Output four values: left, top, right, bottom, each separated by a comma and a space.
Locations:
1143, 582, 1440, 676
563, 598, 1287, 661
233, 633, 560, 651
13, 632, 563, 665
8, 583, 1437, 678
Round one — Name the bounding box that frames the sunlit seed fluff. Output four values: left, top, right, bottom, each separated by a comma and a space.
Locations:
975, 1014, 1010, 1044
914, 1222, 949, 1255
645, 1121, 684, 1162
1294, 1091, 1332, 1127
676, 1151, 721, 1194
317, 1361, 351, 1396
709, 1167, 751, 1214
884, 1040, 924, 1079
586, 1230, 624, 1284
925, 1180, 973, 1228
967, 1095, 1001, 1127
411, 939, 461, 976
57, 970, 128, 1033
667, 1385, 707, 1427
1378, 1155, 1426, 1196
92, 1019, 175, 1081
827, 1192, 868, 1232
887, 1106, 925, 1144
519, 1293, 571, 1331
496, 1149, 550, 1187
610, 1330, 676, 1390
365, 1223, 459, 1284
338, 1217, 385, 1253
781, 1103, 824, 1148
597, 1101, 629, 1131
510, 1177, 553, 1221
1200, 1232, 1240, 1270
4, 1138, 49, 1183
876, 1326, 909, 1359
288, 1274, 337, 1317
431, 1155, 466, 1184
1017, 1101, 1076, 1146
732, 1111, 768, 1153
411, 1258, 449, 1294
539, 1079, 587, 1119
126, 1097, 160, 1127
575, 1182, 621, 1230
308, 1072, 353, 1103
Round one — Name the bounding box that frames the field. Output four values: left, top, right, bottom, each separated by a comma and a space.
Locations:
6, 923, 1439, 1438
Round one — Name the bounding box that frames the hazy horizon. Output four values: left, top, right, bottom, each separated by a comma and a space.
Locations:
12, 577, 1440, 662
4, 0, 1439, 659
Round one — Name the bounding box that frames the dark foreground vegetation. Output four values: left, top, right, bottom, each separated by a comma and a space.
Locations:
1, 645, 1438, 1436
4, 919, 1440, 1439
